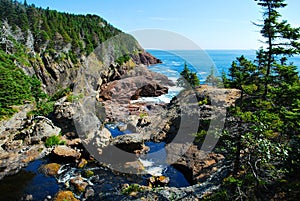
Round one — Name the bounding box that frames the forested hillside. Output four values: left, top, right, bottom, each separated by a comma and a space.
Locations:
0, 0, 152, 120
0, 0, 122, 56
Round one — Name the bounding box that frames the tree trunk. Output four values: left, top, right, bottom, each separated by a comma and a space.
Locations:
263, 2, 273, 100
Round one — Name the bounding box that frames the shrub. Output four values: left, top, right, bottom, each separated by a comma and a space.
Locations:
45, 135, 66, 148
121, 183, 144, 195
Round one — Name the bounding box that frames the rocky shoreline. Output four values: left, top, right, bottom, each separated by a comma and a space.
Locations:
0, 59, 240, 200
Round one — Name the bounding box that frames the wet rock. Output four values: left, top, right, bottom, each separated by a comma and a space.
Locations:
24, 194, 33, 201
0, 144, 46, 180
84, 188, 95, 199
111, 133, 145, 153
148, 175, 170, 188
70, 176, 89, 193
52, 145, 81, 159
118, 124, 127, 132
40, 163, 61, 176
124, 160, 145, 172
54, 191, 79, 201
121, 183, 149, 197
83, 170, 94, 178
166, 144, 225, 183
78, 158, 88, 168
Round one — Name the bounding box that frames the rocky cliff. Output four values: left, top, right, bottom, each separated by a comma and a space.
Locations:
0, 1, 161, 96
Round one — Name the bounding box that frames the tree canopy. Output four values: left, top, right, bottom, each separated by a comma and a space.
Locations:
178, 62, 200, 89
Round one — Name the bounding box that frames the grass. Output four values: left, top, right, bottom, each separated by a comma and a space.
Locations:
45, 135, 66, 148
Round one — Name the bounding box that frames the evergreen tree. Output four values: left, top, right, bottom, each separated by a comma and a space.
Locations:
178, 62, 200, 89
254, 0, 300, 99
216, 1, 300, 199
228, 55, 258, 100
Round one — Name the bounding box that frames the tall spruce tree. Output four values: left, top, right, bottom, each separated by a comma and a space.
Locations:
217, 1, 300, 199
254, 0, 300, 99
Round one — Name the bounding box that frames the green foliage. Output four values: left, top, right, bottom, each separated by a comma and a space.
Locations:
177, 62, 200, 89
0, 50, 37, 119
115, 54, 131, 65
66, 93, 83, 102
45, 135, 66, 148
50, 87, 71, 101
34, 100, 55, 116
84, 170, 94, 178
226, 55, 258, 99
193, 130, 207, 142
254, 0, 300, 99
198, 97, 209, 106
121, 184, 144, 195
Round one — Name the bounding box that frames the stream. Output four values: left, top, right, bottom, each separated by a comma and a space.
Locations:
0, 159, 59, 201
0, 124, 191, 201
105, 123, 191, 188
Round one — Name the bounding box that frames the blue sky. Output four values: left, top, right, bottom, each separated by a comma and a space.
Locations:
26, 0, 300, 50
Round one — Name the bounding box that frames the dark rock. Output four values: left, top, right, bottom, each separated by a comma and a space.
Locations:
52, 102, 76, 136
166, 144, 225, 183
84, 188, 95, 199
111, 134, 144, 153
131, 83, 168, 100
131, 51, 162, 66
137, 116, 151, 127
148, 175, 170, 188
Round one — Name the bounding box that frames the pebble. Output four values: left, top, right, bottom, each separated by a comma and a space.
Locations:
85, 188, 95, 199
25, 194, 33, 201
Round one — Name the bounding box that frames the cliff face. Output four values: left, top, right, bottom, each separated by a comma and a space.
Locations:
31, 44, 160, 95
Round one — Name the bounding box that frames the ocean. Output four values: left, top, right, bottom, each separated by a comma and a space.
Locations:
143, 49, 300, 103
148, 49, 300, 79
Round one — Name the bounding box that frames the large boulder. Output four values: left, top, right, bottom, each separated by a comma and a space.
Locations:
111, 133, 145, 153
166, 144, 225, 184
